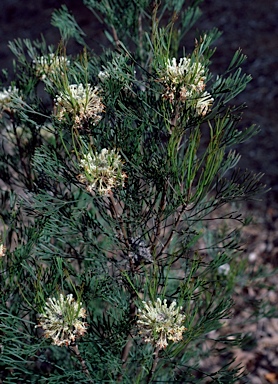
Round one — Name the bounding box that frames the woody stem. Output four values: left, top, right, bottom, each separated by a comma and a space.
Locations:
146, 345, 161, 383
70, 344, 92, 382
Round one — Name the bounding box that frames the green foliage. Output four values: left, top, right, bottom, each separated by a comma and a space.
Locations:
51, 5, 87, 46
0, 0, 268, 382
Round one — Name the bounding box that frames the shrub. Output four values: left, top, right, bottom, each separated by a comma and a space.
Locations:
0, 1, 266, 382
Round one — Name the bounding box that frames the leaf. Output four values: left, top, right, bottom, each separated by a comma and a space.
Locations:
51, 5, 86, 46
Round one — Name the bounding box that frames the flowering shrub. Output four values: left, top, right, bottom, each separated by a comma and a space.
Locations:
0, 1, 267, 383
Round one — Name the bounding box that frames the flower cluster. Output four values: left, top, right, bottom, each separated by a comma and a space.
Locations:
164, 58, 206, 88
55, 83, 104, 128
0, 86, 20, 113
218, 263, 231, 276
98, 67, 131, 93
98, 70, 110, 82
0, 242, 6, 258
36, 293, 87, 347
78, 148, 127, 196
160, 57, 213, 116
195, 91, 215, 117
33, 53, 70, 80
137, 298, 186, 350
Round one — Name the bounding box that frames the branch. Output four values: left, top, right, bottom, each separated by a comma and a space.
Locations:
70, 344, 93, 383
157, 203, 186, 258
118, 292, 137, 381
147, 345, 161, 383
151, 183, 167, 252
111, 25, 121, 49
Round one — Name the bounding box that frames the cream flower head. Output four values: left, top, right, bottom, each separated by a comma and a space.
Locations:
137, 298, 186, 350
196, 91, 214, 116
36, 293, 87, 347
164, 57, 206, 91
160, 57, 213, 116
78, 148, 127, 196
0, 242, 6, 258
33, 53, 70, 80
55, 83, 105, 127
0, 86, 20, 112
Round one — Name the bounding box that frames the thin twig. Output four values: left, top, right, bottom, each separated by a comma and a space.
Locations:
70, 344, 93, 383
138, 12, 144, 63
117, 289, 137, 382
111, 25, 121, 49
108, 192, 139, 273
146, 345, 161, 383
157, 204, 186, 258
108, 192, 128, 244
151, 183, 167, 252
148, 1, 160, 72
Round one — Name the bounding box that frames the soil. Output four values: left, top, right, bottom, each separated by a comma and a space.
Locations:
0, 1, 278, 382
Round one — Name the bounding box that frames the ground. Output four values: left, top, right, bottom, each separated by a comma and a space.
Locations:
0, 0, 278, 382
